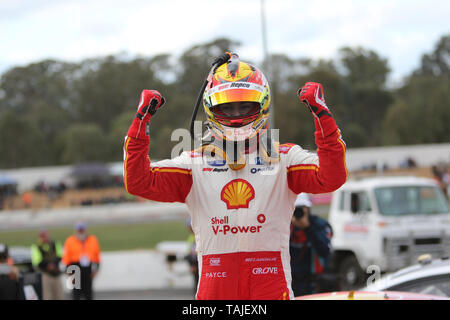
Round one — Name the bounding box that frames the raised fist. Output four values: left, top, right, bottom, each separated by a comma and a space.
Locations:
297, 82, 332, 118
127, 89, 165, 139
135, 89, 165, 122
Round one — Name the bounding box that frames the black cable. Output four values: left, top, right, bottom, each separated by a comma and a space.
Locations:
189, 52, 232, 140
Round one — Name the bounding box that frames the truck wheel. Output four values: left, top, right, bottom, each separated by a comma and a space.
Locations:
338, 255, 366, 291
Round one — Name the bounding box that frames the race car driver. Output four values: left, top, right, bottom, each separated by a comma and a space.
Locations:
123, 52, 347, 300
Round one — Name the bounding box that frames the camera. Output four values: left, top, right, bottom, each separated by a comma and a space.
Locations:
293, 206, 306, 219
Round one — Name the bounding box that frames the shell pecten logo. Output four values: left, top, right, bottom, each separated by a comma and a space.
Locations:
221, 179, 255, 210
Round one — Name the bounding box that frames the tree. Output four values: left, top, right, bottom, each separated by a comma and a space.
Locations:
338, 47, 392, 146
176, 38, 241, 94
0, 60, 76, 114
0, 111, 48, 168
58, 123, 115, 164
284, 58, 346, 149
0, 60, 77, 166
0, 35, 448, 169
339, 47, 390, 88
383, 76, 450, 144
72, 55, 164, 131
262, 54, 300, 145
415, 34, 450, 77
383, 35, 450, 145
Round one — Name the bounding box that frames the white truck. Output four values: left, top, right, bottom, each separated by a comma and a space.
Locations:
326, 175, 450, 290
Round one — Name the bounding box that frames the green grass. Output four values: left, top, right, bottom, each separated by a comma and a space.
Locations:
0, 220, 190, 252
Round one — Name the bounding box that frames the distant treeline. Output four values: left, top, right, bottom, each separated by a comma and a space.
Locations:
0, 36, 448, 169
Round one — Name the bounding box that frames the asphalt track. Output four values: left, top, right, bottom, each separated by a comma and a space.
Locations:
94, 288, 194, 300
61, 288, 194, 300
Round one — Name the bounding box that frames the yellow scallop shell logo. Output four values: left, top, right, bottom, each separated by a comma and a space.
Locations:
220, 179, 255, 210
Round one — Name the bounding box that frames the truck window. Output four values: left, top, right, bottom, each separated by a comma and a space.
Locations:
350, 192, 371, 214
374, 186, 449, 216
339, 191, 346, 211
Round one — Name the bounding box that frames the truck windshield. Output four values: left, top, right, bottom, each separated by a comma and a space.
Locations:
374, 186, 449, 216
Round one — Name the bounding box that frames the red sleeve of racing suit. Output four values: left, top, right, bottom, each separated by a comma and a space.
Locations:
287, 116, 347, 194
123, 132, 192, 203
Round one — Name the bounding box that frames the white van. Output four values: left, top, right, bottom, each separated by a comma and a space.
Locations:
327, 175, 450, 290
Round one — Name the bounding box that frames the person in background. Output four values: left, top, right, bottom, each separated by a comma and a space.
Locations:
31, 229, 65, 300
443, 167, 449, 199
432, 164, 449, 199
22, 191, 32, 209
0, 243, 20, 300
62, 222, 101, 300
289, 193, 333, 297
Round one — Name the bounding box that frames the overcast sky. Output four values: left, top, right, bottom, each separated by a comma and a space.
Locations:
1, 0, 449, 84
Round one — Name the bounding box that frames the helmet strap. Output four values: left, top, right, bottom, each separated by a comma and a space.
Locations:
200, 131, 279, 171
258, 130, 280, 164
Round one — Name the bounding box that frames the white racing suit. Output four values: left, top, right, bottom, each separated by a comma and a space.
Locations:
124, 115, 347, 299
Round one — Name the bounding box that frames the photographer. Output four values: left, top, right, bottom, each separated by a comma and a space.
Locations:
290, 193, 333, 297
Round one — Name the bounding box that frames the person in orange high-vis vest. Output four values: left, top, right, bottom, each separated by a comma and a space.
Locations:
62, 222, 101, 300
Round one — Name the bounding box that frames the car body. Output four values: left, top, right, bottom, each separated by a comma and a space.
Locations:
295, 290, 450, 300
8, 246, 33, 273
362, 255, 450, 298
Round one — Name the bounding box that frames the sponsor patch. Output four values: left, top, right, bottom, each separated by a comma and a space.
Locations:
252, 267, 279, 275
203, 167, 228, 172
207, 159, 227, 167
221, 179, 255, 209
250, 166, 274, 174
209, 258, 221, 266
278, 143, 296, 154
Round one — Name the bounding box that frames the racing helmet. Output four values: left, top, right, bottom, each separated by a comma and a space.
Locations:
202, 53, 271, 141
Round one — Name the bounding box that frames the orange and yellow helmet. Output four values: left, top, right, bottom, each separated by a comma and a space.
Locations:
203, 53, 271, 141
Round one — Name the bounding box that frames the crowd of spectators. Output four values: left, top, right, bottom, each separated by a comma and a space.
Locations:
0, 164, 137, 211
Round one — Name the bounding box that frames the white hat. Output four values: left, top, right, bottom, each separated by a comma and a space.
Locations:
294, 193, 312, 207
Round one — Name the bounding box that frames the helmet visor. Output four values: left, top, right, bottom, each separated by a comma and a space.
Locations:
211, 102, 260, 127
207, 83, 265, 106
212, 102, 259, 116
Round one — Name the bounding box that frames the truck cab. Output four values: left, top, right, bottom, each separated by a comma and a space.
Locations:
328, 175, 450, 290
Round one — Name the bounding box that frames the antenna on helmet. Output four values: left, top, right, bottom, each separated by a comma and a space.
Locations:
189, 52, 234, 141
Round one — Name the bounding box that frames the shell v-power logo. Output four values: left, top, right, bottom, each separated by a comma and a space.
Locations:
221, 179, 255, 209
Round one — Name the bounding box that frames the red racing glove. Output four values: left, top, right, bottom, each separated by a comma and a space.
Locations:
297, 82, 332, 119
127, 89, 165, 139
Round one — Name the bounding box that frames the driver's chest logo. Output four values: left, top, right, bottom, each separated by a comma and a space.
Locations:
220, 179, 255, 210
